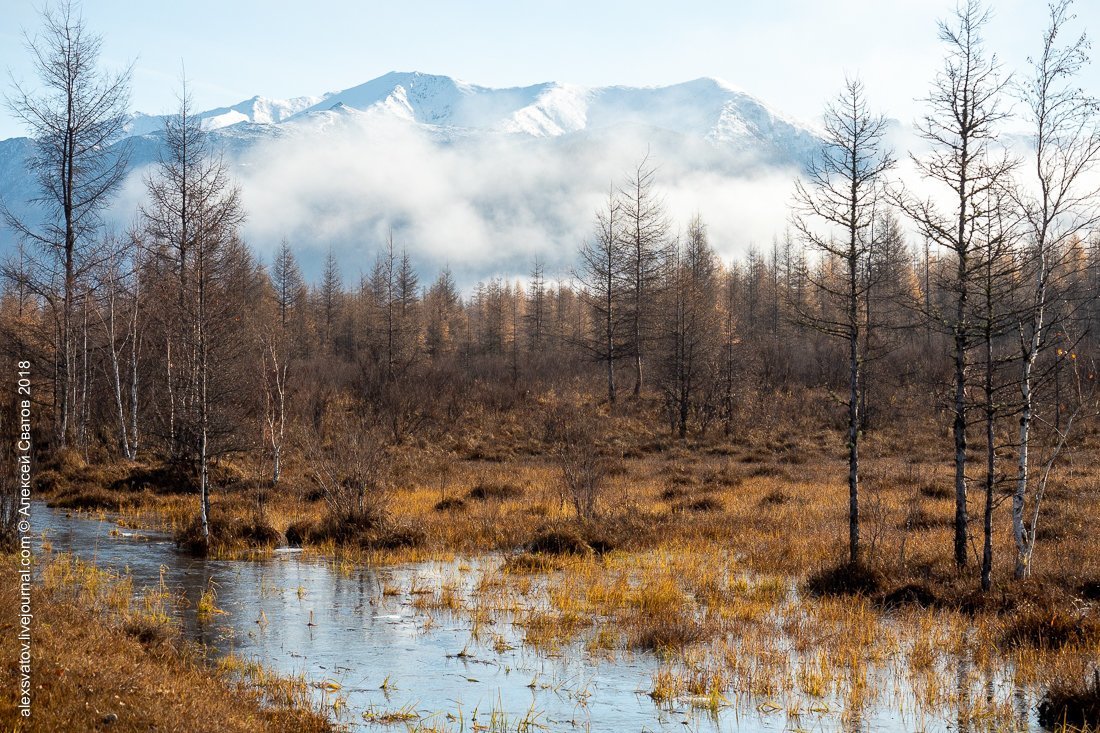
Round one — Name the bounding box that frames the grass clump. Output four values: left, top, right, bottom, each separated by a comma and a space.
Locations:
466, 480, 524, 501
176, 513, 283, 557
805, 561, 883, 598
878, 583, 939, 610
1000, 605, 1100, 650
525, 527, 591, 555
433, 496, 467, 512
1039, 671, 1100, 732
758, 488, 789, 507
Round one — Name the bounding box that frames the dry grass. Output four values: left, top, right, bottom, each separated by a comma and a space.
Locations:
0, 553, 332, 733
28, 391, 1100, 729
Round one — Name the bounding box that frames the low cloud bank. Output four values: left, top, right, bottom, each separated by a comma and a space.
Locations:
227, 113, 800, 286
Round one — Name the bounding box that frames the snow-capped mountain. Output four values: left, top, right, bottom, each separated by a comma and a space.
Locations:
282, 71, 821, 160
123, 94, 327, 136
0, 71, 824, 280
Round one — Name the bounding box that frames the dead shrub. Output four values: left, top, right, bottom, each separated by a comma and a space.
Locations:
545, 406, 612, 519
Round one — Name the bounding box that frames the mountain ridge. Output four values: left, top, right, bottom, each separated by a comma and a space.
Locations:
0, 71, 826, 281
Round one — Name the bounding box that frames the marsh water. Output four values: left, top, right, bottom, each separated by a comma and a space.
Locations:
32, 502, 1044, 732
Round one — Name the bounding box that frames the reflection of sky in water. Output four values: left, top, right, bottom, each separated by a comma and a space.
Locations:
32, 503, 1043, 732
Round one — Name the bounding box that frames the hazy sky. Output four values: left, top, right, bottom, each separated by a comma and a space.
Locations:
2, 0, 1099, 139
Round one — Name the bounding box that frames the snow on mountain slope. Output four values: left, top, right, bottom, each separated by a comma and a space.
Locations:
11, 70, 822, 169
125, 94, 324, 136
0, 71, 825, 279
284, 71, 822, 162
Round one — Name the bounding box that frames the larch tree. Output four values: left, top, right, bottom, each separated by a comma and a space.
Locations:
619, 155, 671, 398
525, 257, 548, 355
318, 245, 342, 351
658, 215, 721, 439
3, 0, 131, 449
793, 77, 894, 566
894, 0, 1014, 569
142, 84, 246, 548
272, 237, 305, 331
575, 187, 625, 405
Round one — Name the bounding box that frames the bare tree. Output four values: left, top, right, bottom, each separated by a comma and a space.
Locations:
524, 257, 548, 355
894, 0, 1014, 569
1011, 0, 1100, 579
658, 215, 722, 439
259, 331, 289, 486
575, 187, 625, 405
619, 155, 671, 397
142, 84, 245, 548
973, 188, 1020, 591
3, 1, 131, 449
92, 230, 140, 460
272, 237, 305, 332
793, 77, 895, 565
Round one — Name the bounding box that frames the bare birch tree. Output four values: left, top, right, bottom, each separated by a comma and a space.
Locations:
1011, 0, 1100, 579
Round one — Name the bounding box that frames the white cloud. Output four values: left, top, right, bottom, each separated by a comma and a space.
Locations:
231, 113, 802, 287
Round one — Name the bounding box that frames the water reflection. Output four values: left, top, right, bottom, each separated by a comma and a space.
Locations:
32, 503, 1047, 732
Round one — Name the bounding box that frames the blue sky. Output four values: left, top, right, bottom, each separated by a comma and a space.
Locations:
2, 0, 1099, 139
